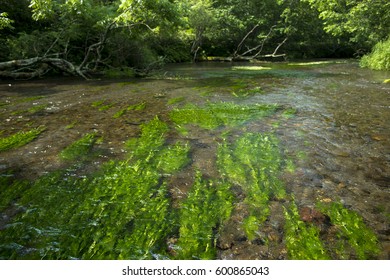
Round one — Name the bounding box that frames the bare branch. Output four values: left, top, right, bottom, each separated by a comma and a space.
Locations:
233, 24, 260, 57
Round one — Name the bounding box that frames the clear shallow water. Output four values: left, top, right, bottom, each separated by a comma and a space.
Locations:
0, 60, 389, 259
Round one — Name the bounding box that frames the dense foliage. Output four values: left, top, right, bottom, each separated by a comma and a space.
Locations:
0, 0, 389, 77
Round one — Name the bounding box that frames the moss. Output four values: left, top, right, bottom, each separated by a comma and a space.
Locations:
176, 171, 233, 259
284, 201, 329, 260
317, 202, 380, 259
0, 127, 45, 152
59, 133, 97, 161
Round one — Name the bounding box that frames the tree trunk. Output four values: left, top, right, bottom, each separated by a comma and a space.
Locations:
0, 56, 90, 80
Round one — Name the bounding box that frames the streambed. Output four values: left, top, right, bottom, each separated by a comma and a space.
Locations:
0, 60, 389, 259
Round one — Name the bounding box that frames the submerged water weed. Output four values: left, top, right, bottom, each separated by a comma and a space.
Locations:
156, 141, 191, 174
281, 108, 297, 119
170, 102, 278, 131
217, 133, 286, 240
65, 118, 188, 259
113, 102, 146, 118
284, 201, 329, 260
317, 202, 380, 259
167, 97, 185, 105
65, 122, 77, 129
127, 102, 146, 111
0, 117, 191, 259
0, 170, 88, 259
0, 177, 29, 212
65, 162, 171, 259
126, 116, 169, 161
232, 86, 264, 98
11, 104, 47, 116
92, 100, 114, 111
176, 171, 233, 259
59, 133, 97, 161
0, 127, 45, 152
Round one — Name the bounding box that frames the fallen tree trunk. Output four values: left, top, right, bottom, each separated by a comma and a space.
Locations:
0, 56, 89, 80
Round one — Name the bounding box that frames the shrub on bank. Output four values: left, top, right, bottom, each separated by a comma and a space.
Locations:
360, 38, 390, 71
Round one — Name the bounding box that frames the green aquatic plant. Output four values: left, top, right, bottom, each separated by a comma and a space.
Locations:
59, 133, 97, 161
317, 202, 380, 259
176, 171, 233, 259
281, 108, 297, 118
170, 102, 278, 131
217, 133, 286, 240
284, 158, 296, 173
126, 116, 169, 161
232, 86, 264, 98
92, 100, 105, 107
98, 104, 114, 111
11, 104, 47, 116
167, 97, 185, 105
113, 108, 127, 118
0, 127, 45, 152
0, 177, 29, 212
92, 100, 114, 111
0, 170, 87, 259
0, 117, 191, 260
156, 141, 191, 174
284, 201, 329, 260
127, 102, 146, 111
113, 102, 146, 118
65, 122, 77, 129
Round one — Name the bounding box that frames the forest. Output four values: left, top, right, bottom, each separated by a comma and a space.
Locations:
0, 0, 389, 79
1, 1, 390, 262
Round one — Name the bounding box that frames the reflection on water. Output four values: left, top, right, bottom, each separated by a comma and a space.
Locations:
0, 60, 389, 259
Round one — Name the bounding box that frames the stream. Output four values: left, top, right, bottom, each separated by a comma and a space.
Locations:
0, 60, 389, 259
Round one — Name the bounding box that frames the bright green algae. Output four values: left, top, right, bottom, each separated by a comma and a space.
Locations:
317, 202, 380, 259
175, 171, 233, 259
0, 127, 45, 152
283, 201, 380, 260
170, 102, 278, 130
0, 117, 189, 259
59, 133, 97, 161
0, 94, 382, 260
284, 201, 329, 260
217, 133, 286, 241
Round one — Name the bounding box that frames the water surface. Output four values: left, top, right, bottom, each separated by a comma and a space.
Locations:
0, 60, 389, 259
